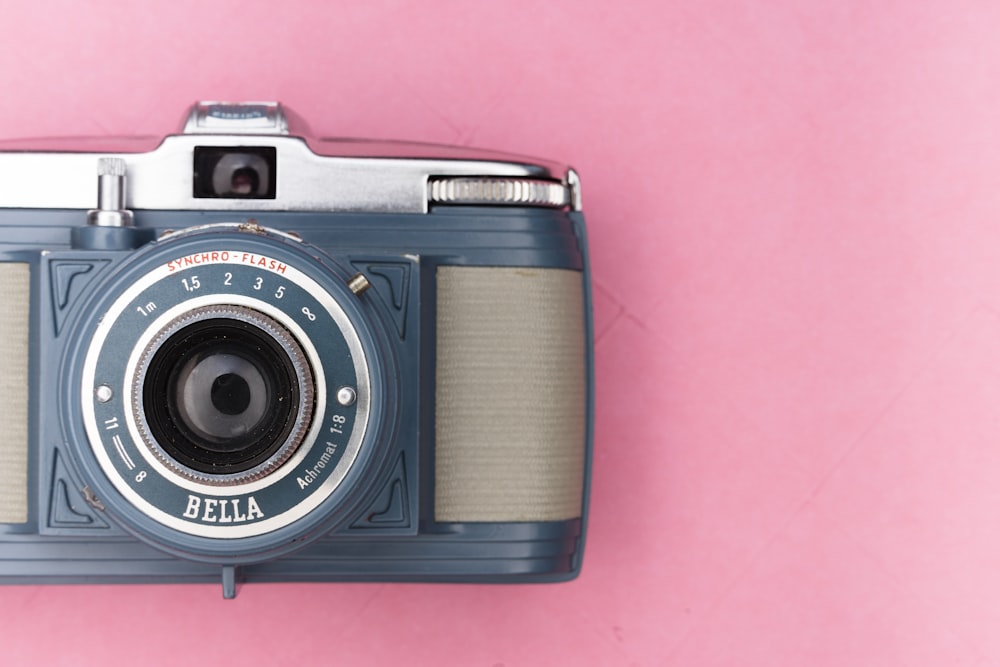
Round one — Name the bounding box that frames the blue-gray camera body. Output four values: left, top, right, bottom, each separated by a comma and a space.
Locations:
0, 103, 592, 597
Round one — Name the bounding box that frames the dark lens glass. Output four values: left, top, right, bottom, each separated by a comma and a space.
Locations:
142, 318, 300, 475
211, 373, 252, 415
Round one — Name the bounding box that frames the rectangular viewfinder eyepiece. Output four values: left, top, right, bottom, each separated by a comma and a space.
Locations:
193, 146, 276, 199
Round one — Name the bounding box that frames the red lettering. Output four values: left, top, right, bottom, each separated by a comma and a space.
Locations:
169, 252, 284, 275
165, 251, 238, 274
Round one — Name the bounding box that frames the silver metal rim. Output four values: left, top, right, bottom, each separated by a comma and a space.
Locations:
130, 304, 315, 487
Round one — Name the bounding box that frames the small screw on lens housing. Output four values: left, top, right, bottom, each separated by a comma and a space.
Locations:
193, 147, 277, 199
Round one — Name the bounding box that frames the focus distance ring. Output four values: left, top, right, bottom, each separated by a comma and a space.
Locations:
131, 304, 315, 487
75, 232, 375, 546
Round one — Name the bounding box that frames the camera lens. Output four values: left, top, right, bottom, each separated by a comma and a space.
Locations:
171, 348, 271, 449
137, 305, 313, 481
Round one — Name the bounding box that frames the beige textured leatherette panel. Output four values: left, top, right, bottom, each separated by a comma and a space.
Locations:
0, 263, 29, 523
434, 266, 585, 522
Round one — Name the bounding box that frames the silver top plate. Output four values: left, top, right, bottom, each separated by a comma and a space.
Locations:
0, 102, 581, 213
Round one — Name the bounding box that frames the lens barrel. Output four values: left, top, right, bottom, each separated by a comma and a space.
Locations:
135, 305, 314, 484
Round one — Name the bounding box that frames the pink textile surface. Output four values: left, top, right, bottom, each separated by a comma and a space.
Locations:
2, 1, 999, 664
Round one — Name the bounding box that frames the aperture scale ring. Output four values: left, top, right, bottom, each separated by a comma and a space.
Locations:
76, 235, 373, 543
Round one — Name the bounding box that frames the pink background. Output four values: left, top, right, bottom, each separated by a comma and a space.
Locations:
2, 1, 999, 664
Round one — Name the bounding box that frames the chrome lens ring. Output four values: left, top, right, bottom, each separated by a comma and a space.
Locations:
131, 304, 314, 487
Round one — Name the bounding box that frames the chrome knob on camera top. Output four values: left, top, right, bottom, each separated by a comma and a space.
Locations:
86, 157, 134, 228
74, 157, 153, 250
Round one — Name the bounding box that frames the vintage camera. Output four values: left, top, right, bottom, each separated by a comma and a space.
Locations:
0, 102, 592, 596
